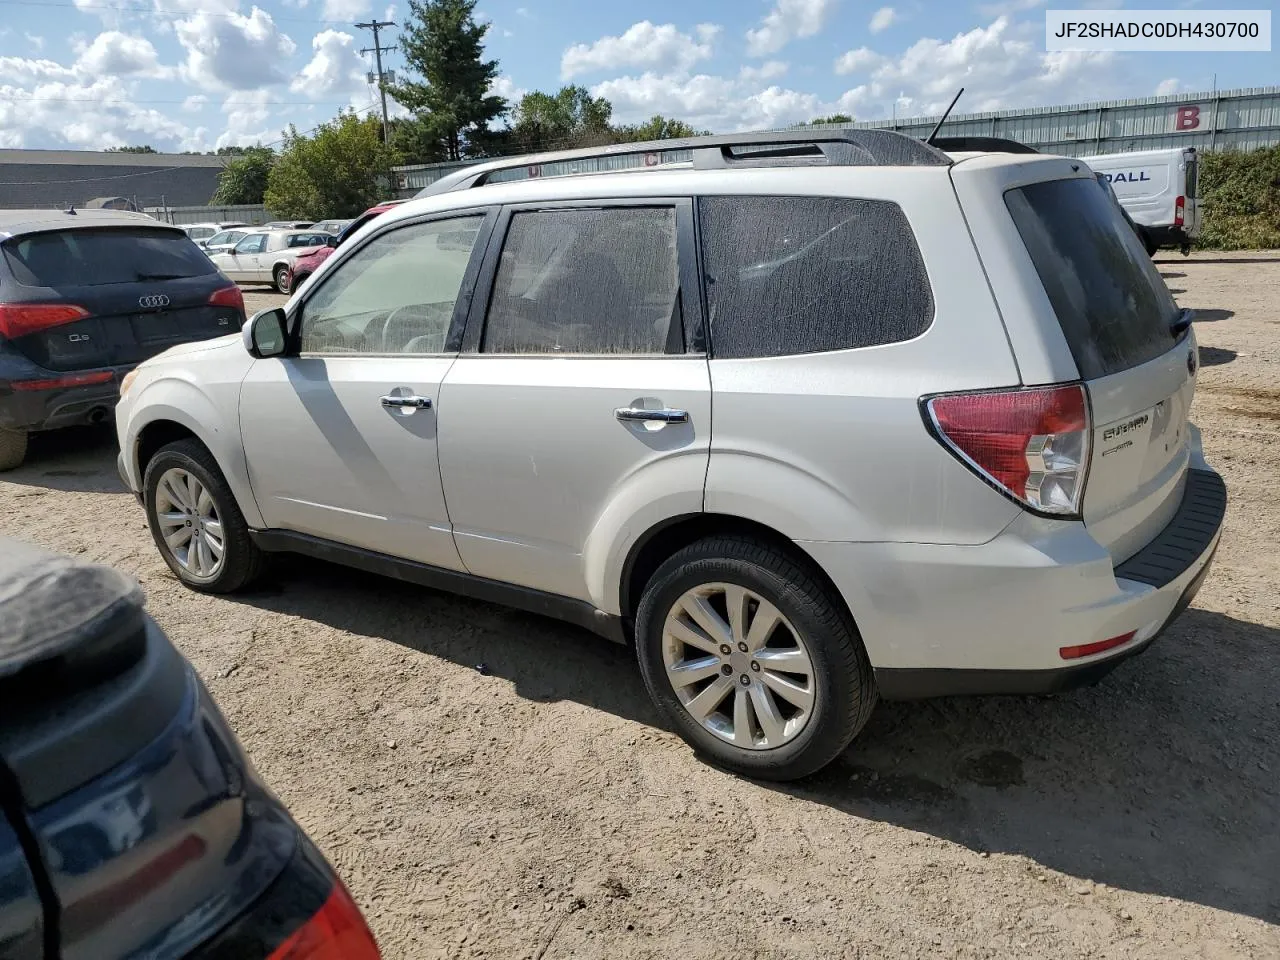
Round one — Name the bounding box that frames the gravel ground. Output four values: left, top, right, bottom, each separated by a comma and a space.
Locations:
3, 258, 1279, 959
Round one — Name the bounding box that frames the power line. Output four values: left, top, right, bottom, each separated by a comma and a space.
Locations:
355, 18, 396, 145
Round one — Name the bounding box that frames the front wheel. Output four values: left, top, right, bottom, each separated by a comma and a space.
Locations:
273, 265, 292, 295
635, 536, 876, 781
143, 439, 264, 593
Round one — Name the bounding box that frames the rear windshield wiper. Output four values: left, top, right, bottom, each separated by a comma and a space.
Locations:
135, 272, 189, 281
1170, 308, 1194, 338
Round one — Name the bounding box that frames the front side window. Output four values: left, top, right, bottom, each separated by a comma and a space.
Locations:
234, 235, 267, 255
698, 196, 933, 359
481, 206, 680, 355
299, 214, 484, 355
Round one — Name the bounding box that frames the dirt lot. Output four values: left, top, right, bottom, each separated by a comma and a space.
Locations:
4, 261, 1279, 959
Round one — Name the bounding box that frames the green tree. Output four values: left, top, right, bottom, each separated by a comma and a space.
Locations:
510, 85, 613, 152
211, 146, 276, 205
264, 112, 396, 219
105, 144, 158, 153
810, 114, 854, 125
613, 114, 705, 142
390, 0, 507, 161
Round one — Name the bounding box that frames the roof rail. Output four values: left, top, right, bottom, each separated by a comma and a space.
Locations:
417, 129, 951, 196
932, 136, 1039, 155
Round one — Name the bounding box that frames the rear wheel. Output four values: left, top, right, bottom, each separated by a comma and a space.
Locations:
0, 427, 28, 471
273, 265, 292, 295
143, 439, 264, 593
635, 536, 876, 781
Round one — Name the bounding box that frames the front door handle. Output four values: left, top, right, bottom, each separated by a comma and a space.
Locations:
615, 406, 689, 424
381, 395, 432, 410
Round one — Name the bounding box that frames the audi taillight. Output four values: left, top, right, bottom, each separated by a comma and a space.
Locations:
1175, 195, 1185, 227
0, 303, 90, 340
265, 882, 380, 960
208, 285, 245, 313
924, 384, 1091, 517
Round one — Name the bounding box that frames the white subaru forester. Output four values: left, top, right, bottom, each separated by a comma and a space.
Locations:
116, 131, 1225, 781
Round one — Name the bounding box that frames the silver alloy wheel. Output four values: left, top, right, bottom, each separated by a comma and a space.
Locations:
661, 582, 816, 750
154, 467, 225, 581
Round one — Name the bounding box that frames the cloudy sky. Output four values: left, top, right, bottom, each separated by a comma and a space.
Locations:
0, 0, 1272, 152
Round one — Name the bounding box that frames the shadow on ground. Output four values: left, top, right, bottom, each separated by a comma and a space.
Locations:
1162, 257, 1280, 264
0, 425, 127, 495
231, 555, 1280, 924
1199, 346, 1238, 367
1193, 308, 1236, 323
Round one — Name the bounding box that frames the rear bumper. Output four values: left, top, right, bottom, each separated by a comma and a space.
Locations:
0, 351, 124, 432
801, 466, 1226, 697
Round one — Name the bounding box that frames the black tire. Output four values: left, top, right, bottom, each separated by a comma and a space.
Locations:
0, 427, 28, 471
273, 265, 292, 295
635, 536, 876, 781
143, 438, 264, 593
1143, 232, 1159, 258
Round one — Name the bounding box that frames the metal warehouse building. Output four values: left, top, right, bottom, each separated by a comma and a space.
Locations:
0, 150, 224, 211
839, 85, 1280, 157
393, 85, 1280, 195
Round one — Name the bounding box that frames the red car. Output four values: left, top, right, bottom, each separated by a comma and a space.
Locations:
286, 200, 407, 292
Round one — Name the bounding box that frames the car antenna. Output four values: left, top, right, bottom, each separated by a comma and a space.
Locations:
925, 88, 964, 146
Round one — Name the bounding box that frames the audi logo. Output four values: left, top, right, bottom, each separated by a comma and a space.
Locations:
139, 294, 170, 309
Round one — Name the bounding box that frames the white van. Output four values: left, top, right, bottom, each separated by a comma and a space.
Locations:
1082, 148, 1200, 255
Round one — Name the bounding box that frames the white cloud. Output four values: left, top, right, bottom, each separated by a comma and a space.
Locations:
515, 6, 531, 17
216, 89, 274, 150
24, 33, 46, 51
75, 31, 167, 78
561, 21, 720, 80
175, 7, 297, 91
290, 29, 366, 98
834, 46, 882, 75
746, 0, 834, 56
739, 60, 789, 82
869, 7, 898, 33
182, 94, 208, 112
833, 16, 1117, 119
321, 0, 371, 18
1156, 77, 1180, 96
488, 74, 526, 103
0, 65, 193, 151
593, 71, 821, 131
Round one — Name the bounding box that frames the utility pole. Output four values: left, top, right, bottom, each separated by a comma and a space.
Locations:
356, 19, 396, 143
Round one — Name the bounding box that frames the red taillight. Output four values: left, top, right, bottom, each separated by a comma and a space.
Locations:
208, 285, 245, 313
11, 370, 114, 392
925, 384, 1091, 517
1060, 630, 1137, 660
1174, 195, 1185, 227
266, 882, 380, 960
0, 303, 91, 340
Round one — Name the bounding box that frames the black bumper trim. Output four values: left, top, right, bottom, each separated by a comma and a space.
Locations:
1114, 468, 1226, 588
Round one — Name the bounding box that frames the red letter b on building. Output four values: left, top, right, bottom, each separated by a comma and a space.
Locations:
1175, 106, 1201, 131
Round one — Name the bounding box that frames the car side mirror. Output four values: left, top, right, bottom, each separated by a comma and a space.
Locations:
326, 236, 339, 248
244, 308, 288, 359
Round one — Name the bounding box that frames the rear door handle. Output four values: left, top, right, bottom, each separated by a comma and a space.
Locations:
381, 395, 432, 409
615, 406, 689, 424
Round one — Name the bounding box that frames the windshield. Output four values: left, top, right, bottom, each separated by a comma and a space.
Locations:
1006, 177, 1180, 380
2, 228, 217, 287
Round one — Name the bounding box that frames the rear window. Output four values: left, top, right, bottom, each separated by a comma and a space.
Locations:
2, 228, 217, 287
697, 196, 933, 359
1005, 178, 1180, 380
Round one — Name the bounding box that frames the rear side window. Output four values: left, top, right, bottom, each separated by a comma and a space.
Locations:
482, 207, 680, 355
1185, 156, 1198, 199
697, 196, 933, 359
1006, 178, 1180, 380
2, 228, 216, 287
